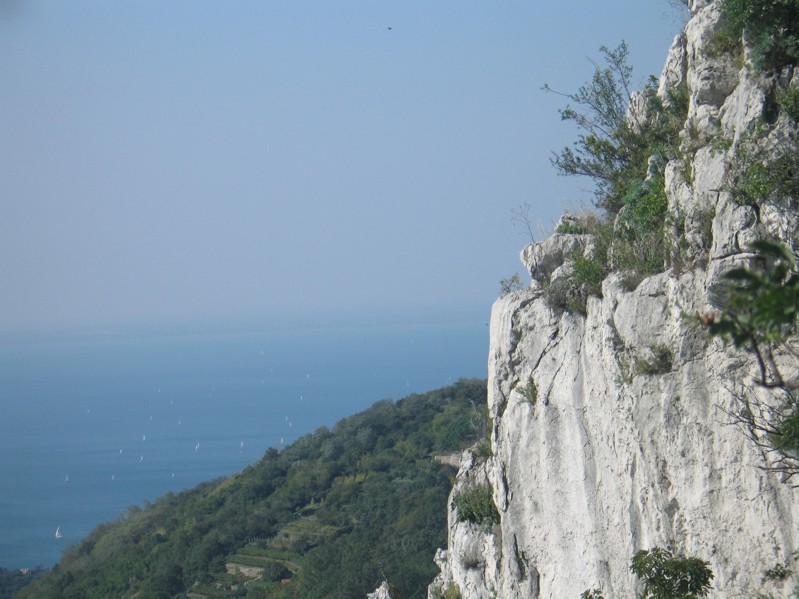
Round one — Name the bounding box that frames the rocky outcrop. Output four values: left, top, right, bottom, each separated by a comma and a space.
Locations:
367, 581, 396, 599
429, 2, 799, 597
428, 452, 503, 599
522, 214, 594, 291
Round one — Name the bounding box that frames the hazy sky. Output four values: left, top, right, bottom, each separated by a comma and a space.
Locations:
0, 1, 687, 332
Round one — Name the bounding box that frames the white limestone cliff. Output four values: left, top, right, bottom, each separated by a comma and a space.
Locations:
368, 581, 399, 599
429, 2, 799, 597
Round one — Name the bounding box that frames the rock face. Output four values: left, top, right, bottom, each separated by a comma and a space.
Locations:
429, 2, 799, 598
367, 581, 396, 599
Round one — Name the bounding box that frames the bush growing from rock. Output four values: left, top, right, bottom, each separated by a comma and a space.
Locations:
451, 484, 499, 530
717, 0, 799, 72
630, 547, 714, 599
542, 43, 688, 314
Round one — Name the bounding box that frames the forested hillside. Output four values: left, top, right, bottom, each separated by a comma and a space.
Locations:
0, 568, 44, 599
16, 379, 487, 599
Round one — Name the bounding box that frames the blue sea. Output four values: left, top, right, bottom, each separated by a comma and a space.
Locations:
0, 319, 488, 570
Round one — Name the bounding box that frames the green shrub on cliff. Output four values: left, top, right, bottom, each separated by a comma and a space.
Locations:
717, 0, 799, 71
451, 483, 500, 530
543, 43, 687, 310
630, 547, 714, 599
705, 240, 799, 480
547, 42, 685, 219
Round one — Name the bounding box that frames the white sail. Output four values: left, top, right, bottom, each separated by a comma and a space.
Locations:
55, 526, 62, 539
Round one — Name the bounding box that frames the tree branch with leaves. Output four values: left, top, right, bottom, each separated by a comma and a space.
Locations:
704, 240, 799, 482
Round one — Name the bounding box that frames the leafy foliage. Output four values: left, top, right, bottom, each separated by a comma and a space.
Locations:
557, 220, 588, 235
718, 0, 799, 71
451, 484, 500, 530
547, 42, 645, 216
634, 344, 674, 376
499, 273, 524, 296
438, 581, 462, 599
547, 43, 686, 218
0, 567, 45, 599
705, 241, 799, 479
571, 252, 607, 297
778, 86, 799, 122
704, 2, 799, 473
542, 43, 688, 314
515, 374, 538, 406
15, 379, 487, 599
772, 411, 799, 452
709, 131, 734, 156
708, 241, 799, 372
470, 405, 494, 460
757, 553, 799, 597
727, 130, 799, 208
763, 560, 792, 582
630, 547, 714, 599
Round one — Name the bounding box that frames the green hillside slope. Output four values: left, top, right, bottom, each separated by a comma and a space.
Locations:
15, 379, 487, 599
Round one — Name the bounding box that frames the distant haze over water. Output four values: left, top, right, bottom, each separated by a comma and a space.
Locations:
0, 318, 488, 569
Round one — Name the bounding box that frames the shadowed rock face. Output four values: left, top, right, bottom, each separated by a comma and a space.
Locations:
428, 2, 799, 598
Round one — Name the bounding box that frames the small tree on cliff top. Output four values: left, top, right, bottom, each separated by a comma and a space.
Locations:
545, 41, 685, 218
542, 42, 688, 308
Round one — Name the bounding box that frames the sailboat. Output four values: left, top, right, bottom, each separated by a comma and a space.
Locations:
55, 526, 63, 539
